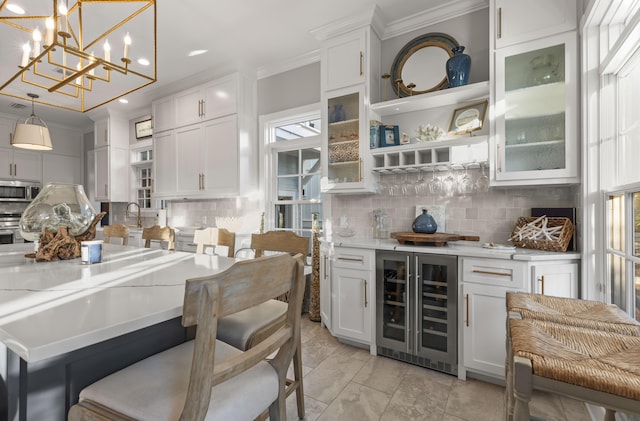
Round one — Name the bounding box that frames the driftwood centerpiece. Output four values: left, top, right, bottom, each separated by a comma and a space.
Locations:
25, 212, 107, 261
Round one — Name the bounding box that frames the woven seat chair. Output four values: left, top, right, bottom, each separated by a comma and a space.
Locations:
103, 223, 129, 246
505, 292, 640, 420
193, 227, 236, 257
142, 225, 175, 251
509, 316, 640, 421
217, 230, 309, 419
68, 253, 305, 421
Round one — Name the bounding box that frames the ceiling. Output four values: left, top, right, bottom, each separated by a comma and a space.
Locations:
0, 0, 486, 131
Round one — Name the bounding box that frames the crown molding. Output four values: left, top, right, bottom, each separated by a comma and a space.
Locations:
310, 4, 385, 41
257, 49, 321, 80
382, 0, 488, 40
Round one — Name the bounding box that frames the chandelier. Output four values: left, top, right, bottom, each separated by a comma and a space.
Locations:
0, 0, 156, 113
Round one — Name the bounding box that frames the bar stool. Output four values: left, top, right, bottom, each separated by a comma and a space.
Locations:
142, 225, 175, 251
217, 230, 309, 419
103, 223, 129, 246
192, 227, 236, 257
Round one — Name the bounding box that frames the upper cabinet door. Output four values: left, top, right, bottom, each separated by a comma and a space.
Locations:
152, 96, 175, 133
493, 32, 579, 185
323, 30, 367, 91
202, 75, 238, 120
174, 88, 204, 129
494, 0, 577, 49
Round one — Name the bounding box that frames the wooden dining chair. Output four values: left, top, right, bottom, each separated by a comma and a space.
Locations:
142, 225, 175, 251
217, 230, 309, 419
68, 253, 305, 421
102, 223, 129, 246
193, 227, 236, 257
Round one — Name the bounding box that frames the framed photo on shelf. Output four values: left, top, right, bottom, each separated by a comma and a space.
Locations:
448, 100, 488, 135
135, 119, 153, 140
380, 125, 400, 147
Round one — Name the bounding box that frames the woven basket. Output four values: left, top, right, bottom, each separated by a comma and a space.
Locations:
329, 141, 359, 163
510, 216, 574, 252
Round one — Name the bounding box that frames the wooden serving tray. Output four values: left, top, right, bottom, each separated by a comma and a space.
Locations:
391, 232, 480, 247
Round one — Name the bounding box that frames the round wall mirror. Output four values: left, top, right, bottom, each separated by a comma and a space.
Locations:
389, 32, 460, 98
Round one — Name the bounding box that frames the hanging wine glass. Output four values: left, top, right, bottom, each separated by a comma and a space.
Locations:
458, 164, 474, 195
475, 162, 490, 193
441, 166, 457, 197
414, 168, 426, 195
428, 167, 442, 195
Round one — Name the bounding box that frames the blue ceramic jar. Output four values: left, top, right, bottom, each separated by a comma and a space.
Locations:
412, 209, 438, 234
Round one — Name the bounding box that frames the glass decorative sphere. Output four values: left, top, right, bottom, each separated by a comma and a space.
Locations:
19, 183, 97, 242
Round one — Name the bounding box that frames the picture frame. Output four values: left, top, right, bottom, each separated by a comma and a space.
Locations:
135, 119, 153, 140
380, 125, 400, 147
448, 100, 488, 135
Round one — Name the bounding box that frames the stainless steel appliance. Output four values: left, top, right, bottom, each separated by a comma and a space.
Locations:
0, 212, 24, 243
376, 251, 458, 375
0, 180, 41, 202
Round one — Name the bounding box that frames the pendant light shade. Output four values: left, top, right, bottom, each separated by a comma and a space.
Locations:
12, 93, 53, 151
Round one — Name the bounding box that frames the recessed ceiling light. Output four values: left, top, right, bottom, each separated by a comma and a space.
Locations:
137, 58, 150, 66
7, 3, 25, 14
119, 98, 129, 104
188, 49, 208, 57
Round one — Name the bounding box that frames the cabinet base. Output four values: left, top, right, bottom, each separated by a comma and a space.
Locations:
378, 345, 457, 376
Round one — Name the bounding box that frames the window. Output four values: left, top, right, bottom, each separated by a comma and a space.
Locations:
137, 167, 152, 209
601, 4, 640, 320
262, 105, 322, 252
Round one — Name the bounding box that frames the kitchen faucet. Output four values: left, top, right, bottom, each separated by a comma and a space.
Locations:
126, 202, 142, 228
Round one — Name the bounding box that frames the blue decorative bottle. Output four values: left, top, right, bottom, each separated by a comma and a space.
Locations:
329, 104, 346, 123
446, 46, 471, 88
412, 209, 437, 234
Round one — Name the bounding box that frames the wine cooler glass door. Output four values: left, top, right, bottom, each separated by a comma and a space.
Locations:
376, 252, 411, 352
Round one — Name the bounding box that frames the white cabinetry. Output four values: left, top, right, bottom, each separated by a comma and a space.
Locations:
459, 256, 579, 380
331, 247, 375, 346
459, 258, 526, 379
151, 96, 174, 133
0, 118, 41, 181
317, 20, 380, 194
173, 75, 238, 128
94, 146, 128, 202
151, 73, 256, 200
492, 32, 579, 185
493, 0, 577, 49
529, 261, 578, 298
490, 0, 580, 187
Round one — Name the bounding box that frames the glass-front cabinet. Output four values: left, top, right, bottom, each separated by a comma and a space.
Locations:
321, 86, 377, 193
493, 31, 578, 185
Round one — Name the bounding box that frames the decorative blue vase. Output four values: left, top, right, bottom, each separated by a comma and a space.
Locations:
329, 104, 346, 123
446, 46, 471, 88
412, 209, 437, 234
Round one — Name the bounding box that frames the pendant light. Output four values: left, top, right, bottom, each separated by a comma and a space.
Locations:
12, 93, 53, 151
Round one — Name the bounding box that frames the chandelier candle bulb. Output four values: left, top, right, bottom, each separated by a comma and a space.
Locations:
123, 32, 131, 59
45, 17, 54, 46
21, 43, 30, 67
104, 39, 111, 62
32, 28, 41, 55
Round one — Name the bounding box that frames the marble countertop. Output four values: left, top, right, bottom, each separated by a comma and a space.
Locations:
0, 243, 235, 362
322, 237, 581, 261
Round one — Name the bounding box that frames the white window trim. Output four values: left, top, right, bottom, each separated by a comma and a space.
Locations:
259, 103, 321, 232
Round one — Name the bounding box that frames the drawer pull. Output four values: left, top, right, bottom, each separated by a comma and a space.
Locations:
337, 257, 364, 262
472, 269, 512, 277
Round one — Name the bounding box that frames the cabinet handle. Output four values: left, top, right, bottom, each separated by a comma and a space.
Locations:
359, 51, 363, 76
337, 257, 363, 262
104, 184, 108, 196
104, 129, 108, 144
406, 255, 411, 354
323, 256, 328, 279
363, 279, 367, 308
465, 293, 470, 327
359, 159, 363, 182
201, 173, 205, 190
472, 269, 512, 277
201, 99, 205, 117
538, 275, 545, 295
414, 256, 420, 352
497, 144, 503, 173
497, 7, 502, 39
14, 163, 17, 176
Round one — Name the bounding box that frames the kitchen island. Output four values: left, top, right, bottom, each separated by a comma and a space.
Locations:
0, 243, 235, 421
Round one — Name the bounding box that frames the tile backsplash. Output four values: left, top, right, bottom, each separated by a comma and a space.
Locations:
330, 171, 580, 246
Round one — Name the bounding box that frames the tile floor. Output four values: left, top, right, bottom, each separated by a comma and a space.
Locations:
284, 317, 592, 421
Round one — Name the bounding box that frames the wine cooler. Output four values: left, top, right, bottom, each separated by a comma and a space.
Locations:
376, 251, 458, 375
